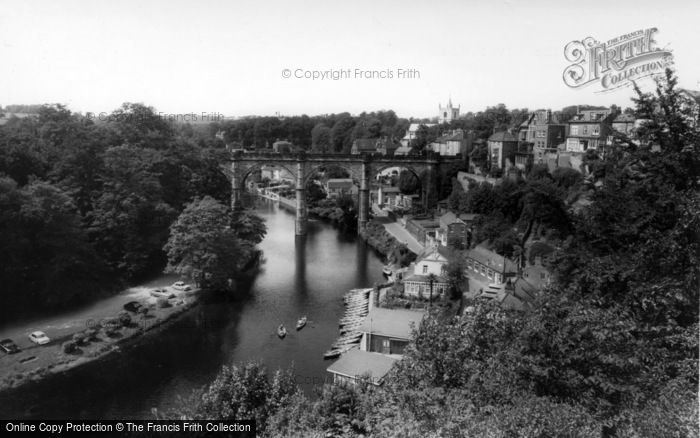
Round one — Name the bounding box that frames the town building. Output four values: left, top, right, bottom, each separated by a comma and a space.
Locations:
438, 99, 460, 124
272, 140, 294, 154
405, 217, 441, 247
565, 109, 614, 153
518, 109, 567, 165
351, 138, 379, 154
611, 113, 636, 137
400, 123, 436, 148
487, 131, 519, 170
435, 211, 467, 248
358, 307, 425, 355
403, 248, 449, 299
325, 349, 399, 387
324, 178, 358, 198
428, 129, 472, 156
375, 137, 400, 156
464, 245, 517, 285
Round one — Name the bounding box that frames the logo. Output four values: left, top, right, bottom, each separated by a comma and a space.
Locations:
563, 28, 673, 92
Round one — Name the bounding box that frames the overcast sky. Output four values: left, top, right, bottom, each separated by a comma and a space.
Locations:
1, 0, 698, 119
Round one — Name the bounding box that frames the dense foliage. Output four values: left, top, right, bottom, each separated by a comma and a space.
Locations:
0, 103, 232, 319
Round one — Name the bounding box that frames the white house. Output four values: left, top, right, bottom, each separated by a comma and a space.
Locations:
402, 248, 449, 299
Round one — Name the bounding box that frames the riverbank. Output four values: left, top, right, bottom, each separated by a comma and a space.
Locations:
360, 221, 417, 267
0, 286, 199, 393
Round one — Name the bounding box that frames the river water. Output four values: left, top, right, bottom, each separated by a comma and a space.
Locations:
0, 199, 385, 419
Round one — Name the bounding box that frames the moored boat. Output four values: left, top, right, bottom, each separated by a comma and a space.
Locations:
323, 349, 341, 360
296, 316, 307, 330
277, 324, 287, 338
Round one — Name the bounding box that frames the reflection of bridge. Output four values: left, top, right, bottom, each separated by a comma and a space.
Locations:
224, 151, 463, 235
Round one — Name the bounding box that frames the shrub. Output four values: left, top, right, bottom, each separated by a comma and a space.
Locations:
117, 310, 132, 326
84, 329, 97, 341
62, 341, 78, 354
156, 297, 170, 308
72, 333, 87, 345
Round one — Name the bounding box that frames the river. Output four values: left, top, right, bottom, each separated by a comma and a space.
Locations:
0, 199, 385, 419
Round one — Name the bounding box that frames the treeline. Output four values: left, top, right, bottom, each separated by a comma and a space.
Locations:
0, 103, 231, 319
162, 71, 699, 437
219, 103, 632, 157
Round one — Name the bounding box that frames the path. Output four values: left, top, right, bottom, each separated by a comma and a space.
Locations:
382, 222, 425, 255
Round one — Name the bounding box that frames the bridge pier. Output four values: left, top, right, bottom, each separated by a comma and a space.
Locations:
231, 160, 243, 211
295, 159, 307, 236
358, 159, 370, 234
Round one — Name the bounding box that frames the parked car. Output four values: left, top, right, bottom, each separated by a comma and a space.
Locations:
123, 301, 143, 313
173, 281, 191, 291
0, 338, 20, 354
28, 331, 50, 345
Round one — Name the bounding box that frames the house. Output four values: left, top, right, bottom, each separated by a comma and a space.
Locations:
565, 109, 614, 154
435, 211, 467, 248
611, 113, 636, 137
428, 129, 471, 156
326, 349, 399, 386
400, 123, 436, 148
359, 307, 425, 355
272, 140, 294, 154
465, 245, 517, 284
518, 109, 567, 165
403, 248, 449, 299
405, 217, 441, 247
514, 142, 533, 171
456, 172, 501, 192
373, 185, 401, 207
458, 213, 479, 230
260, 166, 294, 182
376, 137, 400, 156
325, 178, 357, 198
351, 138, 379, 154
487, 132, 519, 170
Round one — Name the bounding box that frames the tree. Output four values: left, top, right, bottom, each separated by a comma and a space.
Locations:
397, 170, 420, 195
164, 196, 249, 290
310, 123, 331, 153
443, 257, 466, 300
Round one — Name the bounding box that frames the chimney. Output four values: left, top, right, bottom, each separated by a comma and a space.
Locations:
546, 109, 552, 123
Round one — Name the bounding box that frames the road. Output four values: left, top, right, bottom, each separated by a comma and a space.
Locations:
382, 222, 425, 255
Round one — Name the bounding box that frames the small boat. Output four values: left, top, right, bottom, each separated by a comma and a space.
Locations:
323, 349, 341, 360
296, 316, 307, 330
277, 324, 287, 338
382, 265, 392, 277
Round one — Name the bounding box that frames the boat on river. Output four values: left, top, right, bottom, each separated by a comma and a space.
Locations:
296, 316, 307, 330
277, 324, 287, 338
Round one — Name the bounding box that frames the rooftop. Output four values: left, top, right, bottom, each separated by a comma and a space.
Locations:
326, 349, 399, 384
466, 245, 517, 273
488, 131, 518, 142
358, 307, 426, 339
439, 211, 465, 228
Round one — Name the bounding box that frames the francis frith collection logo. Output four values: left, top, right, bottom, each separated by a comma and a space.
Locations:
563, 28, 674, 92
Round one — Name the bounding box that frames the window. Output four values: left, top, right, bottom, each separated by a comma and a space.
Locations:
592, 126, 600, 135
422, 265, 428, 274
582, 126, 588, 135
571, 125, 579, 135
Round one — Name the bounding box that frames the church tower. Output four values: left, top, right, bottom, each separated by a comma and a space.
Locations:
439, 98, 460, 123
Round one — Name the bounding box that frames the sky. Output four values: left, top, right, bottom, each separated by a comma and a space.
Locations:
1, 0, 699, 119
